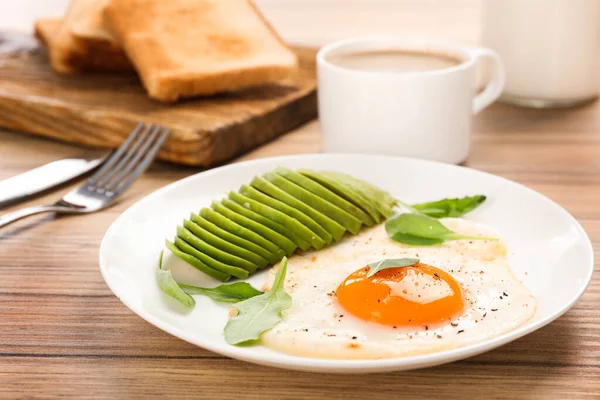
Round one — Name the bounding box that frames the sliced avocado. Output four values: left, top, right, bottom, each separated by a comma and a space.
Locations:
177, 224, 257, 273
299, 169, 382, 223
165, 239, 230, 282
173, 236, 249, 279
264, 171, 362, 235
188, 213, 271, 267
211, 201, 297, 256
275, 166, 375, 227
199, 207, 286, 262
220, 198, 311, 251
239, 184, 333, 245
319, 171, 396, 218
228, 191, 326, 250
250, 176, 346, 241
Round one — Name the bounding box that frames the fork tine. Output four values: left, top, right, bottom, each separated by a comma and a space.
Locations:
105, 125, 162, 193
87, 122, 145, 186
95, 123, 154, 190
109, 128, 170, 197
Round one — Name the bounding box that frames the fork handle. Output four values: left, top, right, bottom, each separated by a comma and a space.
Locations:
0, 205, 70, 229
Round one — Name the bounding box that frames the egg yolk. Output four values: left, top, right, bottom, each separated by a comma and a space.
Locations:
336, 263, 465, 328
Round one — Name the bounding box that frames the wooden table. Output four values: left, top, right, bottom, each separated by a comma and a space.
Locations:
1, 1, 598, 398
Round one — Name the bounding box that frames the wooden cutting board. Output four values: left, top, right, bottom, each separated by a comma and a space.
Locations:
0, 32, 317, 166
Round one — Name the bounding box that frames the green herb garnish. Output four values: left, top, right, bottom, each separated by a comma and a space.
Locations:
224, 257, 292, 345
385, 213, 497, 246
179, 282, 263, 303
412, 195, 486, 218
156, 251, 196, 308
366, 258, 420, 278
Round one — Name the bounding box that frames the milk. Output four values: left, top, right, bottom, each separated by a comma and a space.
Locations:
482, 0, 600, 107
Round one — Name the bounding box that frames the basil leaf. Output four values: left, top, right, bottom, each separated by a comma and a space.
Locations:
224, 257, 292, 345
412, 195, 486, 218
386, 213, 497, 245
386, 213, 455, 239
366, 258, 419, 278
387, 233, 445, 246
156, 251, 196, 308
179, 282, 263, 303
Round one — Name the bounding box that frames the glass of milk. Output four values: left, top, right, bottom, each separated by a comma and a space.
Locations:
482, 0, 600, 108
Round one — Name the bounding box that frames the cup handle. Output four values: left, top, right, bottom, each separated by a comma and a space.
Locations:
471, 48, 505, 114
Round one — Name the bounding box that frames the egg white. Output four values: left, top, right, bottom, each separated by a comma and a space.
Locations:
260, 218, 536, 359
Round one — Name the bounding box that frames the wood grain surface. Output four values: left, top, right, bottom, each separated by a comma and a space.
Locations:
0, 0, 599, 399
0, 32, 317, 166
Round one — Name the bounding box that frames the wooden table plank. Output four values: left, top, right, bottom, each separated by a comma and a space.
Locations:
1, 358, 598, 399
1, 0, 599, 398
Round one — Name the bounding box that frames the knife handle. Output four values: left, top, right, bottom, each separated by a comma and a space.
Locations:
0, 157, 103, 209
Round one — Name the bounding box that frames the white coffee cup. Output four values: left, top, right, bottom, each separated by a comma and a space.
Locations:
317, 37, 505, 164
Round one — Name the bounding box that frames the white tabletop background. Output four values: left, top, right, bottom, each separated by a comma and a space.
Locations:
0, 0, 483, 46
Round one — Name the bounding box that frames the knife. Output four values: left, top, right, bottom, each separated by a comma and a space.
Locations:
0, 156, 106, 209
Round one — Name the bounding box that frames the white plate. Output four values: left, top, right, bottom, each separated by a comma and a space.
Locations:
99, 154, 593, 373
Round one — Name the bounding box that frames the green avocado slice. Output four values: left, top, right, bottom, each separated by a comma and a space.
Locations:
220, 198, 311, 251
299, 169, 382, 223
275, 167, 375, 227
177, 224, 258, 273
173, 236, 249, 279
239, 184, 333, 245
250, 176, 346, 241
188, 214, 271, 267
319, 171, 396, 218
199, 207, 286, 261
228, 191, 326, 249
165, 239, 230, 282
211, 201, 297, 256
264, 171, 363, 235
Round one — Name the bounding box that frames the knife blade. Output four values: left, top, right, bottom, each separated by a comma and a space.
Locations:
0, 156, 106, 209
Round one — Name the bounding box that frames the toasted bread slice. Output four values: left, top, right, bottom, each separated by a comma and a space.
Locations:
35, 0, 131, 74
70, 0, 117, 43
45, 0, 93, 74
34, 18, 61, 48
104, 0, 298, 102
69, 0, 132, 71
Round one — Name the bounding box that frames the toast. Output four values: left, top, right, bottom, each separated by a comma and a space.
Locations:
44, 0, 89, 74
34, 18, 61, 48
104, 0, 298, 102
36, 0, 131, 74
69, 0, 132, 71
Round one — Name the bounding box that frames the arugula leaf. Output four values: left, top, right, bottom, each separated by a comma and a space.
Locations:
412, 195, 486, 218
386, 213, 498, 246
156, 251, 196, 308
366, 258, 419, 278
224, 257, 292, 345
179, 282, 263, 303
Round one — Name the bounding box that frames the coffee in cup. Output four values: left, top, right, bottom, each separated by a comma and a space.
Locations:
326, 49, 462, 73
317, 37, 505, 164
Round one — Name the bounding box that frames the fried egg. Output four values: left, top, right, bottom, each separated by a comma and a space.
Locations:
261, 218, 536, 359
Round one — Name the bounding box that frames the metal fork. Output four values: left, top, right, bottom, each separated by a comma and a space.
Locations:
0, 123, 170, 229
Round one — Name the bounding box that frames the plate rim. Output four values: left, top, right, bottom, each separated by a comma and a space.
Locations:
99, 153, 594, 373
